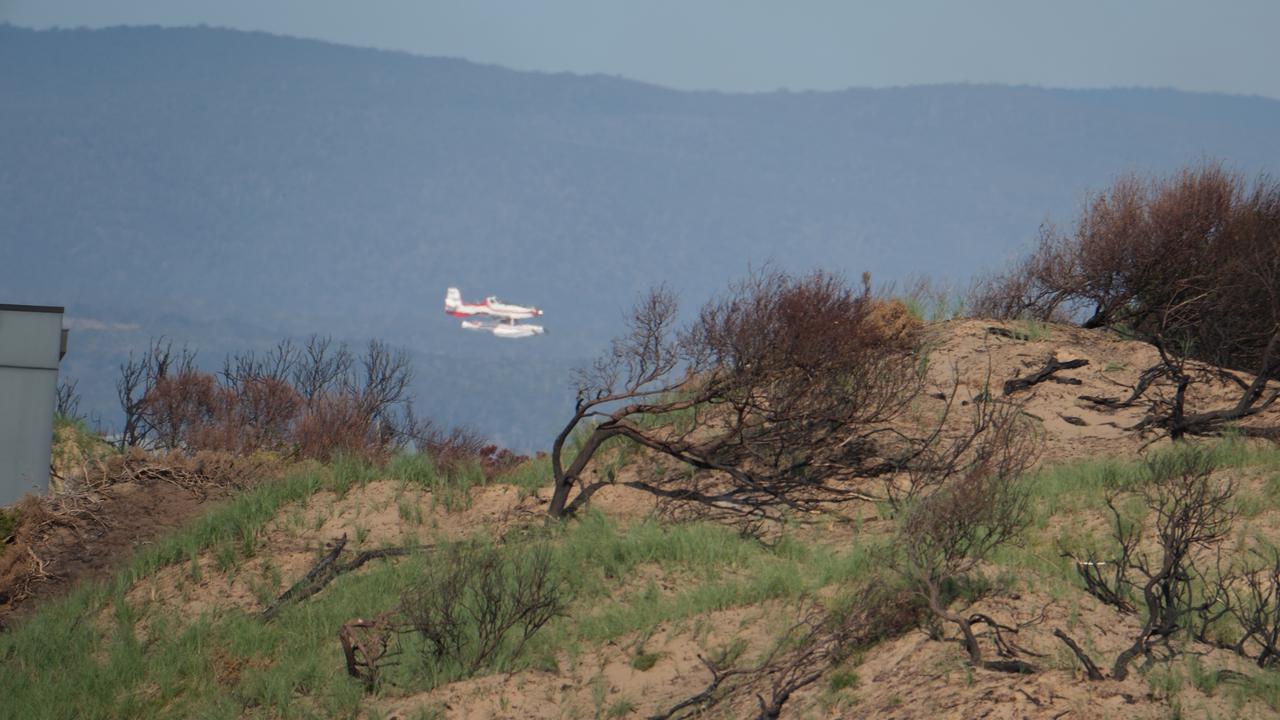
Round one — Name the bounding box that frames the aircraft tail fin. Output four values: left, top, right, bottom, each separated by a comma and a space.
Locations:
444, 287, 462, 310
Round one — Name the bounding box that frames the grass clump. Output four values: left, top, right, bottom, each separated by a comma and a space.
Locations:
388, 451, 513, 510
499, 454, 555, 494
1239, 670, 1280, 711
0, 506, 18, 543
606, 697, 637, 718
387, 452, 440, 487
828, 668, 859, 692
1019, 315, 1051, 341
630, 645, 661, 671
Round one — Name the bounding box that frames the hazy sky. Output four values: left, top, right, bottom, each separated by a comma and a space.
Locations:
5, 0, 1280, 98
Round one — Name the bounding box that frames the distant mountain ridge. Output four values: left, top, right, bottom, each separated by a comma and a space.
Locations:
4, 25, 1280, 449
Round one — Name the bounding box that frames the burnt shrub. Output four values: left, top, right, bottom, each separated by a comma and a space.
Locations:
121, 335, 509, 464
971, 162, 1280, 375
399, 542, 563, 676
140, 369, 220, 451
548, 269, 935, 519
293, 393, 382, 463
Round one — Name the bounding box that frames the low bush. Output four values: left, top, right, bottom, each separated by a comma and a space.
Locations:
399, 542, 564, 677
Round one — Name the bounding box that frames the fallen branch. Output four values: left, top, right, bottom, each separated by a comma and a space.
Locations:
262, 535, 428, 621
1240, 426, 1280, 441
969, 611, 1048, 659
987, 326, 1034, 341
1053, 628, 1104, 681
1079, 364, 1169, 409
1163, 388, 1280, 437
646, 654, 748, 720
1003, 357, 1089, 395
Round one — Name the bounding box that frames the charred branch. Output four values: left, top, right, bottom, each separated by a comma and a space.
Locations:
262, 535, 427, 621
986, 326, 1036, 341
1053, 628, 1105, 681
1065, 496, 1138, 613
1002, 356, 1089, 395
339, 612, 404, 690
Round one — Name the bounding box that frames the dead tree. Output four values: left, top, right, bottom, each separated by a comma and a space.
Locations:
1055, 450, 1237, 680
116, 338, 197, 449
548, 269, 950, 520
292, 334, 354, 402
1127, 326, 1280, 441
888, 384, 1040, 510
115, 333, 422, 460
142, 369, 220, 451
357, 339, 414, 439
55, 378, 81, 419
1110, 460, 1235, 679
972, 164, 1246, 333
1212, 546, 1280, 668
220, 339, 298, 386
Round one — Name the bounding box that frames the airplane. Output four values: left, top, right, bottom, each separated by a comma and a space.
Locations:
445, 287, 545, 338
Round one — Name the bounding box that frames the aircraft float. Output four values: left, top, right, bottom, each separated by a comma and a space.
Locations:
444, 287, 545, 338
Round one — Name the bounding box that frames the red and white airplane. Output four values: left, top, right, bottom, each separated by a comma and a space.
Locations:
445, 287, 545, 338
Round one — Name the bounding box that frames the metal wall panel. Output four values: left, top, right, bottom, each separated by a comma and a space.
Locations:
0, 370, 57, 505
0, 308, 63, 370
0, 306, 63, 507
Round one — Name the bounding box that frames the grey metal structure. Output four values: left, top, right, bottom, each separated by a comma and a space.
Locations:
0, 304, 66, 507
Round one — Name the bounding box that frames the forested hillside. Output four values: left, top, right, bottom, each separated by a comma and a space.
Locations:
4, 25, 1280, 448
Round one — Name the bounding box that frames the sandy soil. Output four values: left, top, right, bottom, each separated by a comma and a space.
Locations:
923, 319, 1280, 465
374, 604, 779, 720
778, 588, 1278, 719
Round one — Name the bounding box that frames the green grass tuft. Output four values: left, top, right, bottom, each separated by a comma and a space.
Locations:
828, 669, 859, 692
0, 506, 19, 544
607, 697, 637, 718
630, 647, 661, 671
498, 454, 555, 493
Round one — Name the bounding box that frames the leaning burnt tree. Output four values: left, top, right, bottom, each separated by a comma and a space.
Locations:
547, 269, 1032, 521
973, 163, 1280, 440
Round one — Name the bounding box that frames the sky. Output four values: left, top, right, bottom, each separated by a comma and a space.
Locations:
4, 0, 1280, 98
